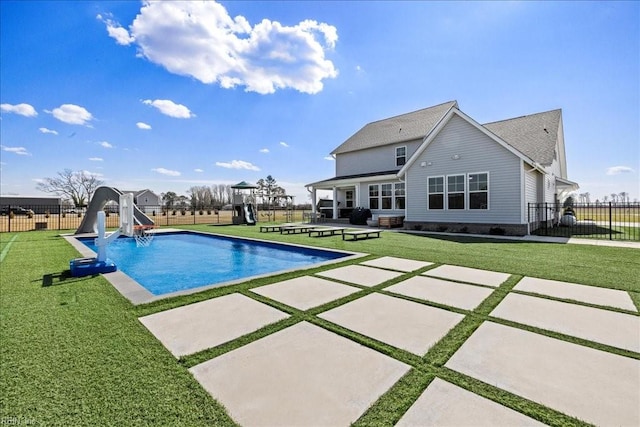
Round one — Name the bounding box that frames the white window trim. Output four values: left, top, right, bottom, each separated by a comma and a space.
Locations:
369, 182, 405, 210
468, 171, 490, 210
368, 184, 379, 210
395, 146, 407, 167
427, 175, 445, 210
446, 174, 466, 210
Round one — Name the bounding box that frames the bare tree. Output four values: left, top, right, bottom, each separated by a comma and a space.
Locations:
610, 193, 618, 203
618, 192, 628, 204
36, 169, 104, 206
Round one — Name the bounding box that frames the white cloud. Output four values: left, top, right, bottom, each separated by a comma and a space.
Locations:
79, 170, 104, 178
279, 141, 289, 148
152, 167, 181, 176
46, 104, 93, 125
106, 1, 338, 94
215, 160, 260, 171
324, 156, 335, 161
142, 99, 194, 118
0, 103, 38, 117
39, 127, 58, 135
1, 145, 31, 156
89, 157, 103, 161
100, 141, 113, 148
259, 148, 270, 153
136, 121, 152, 129
194, 168, 204, 173
606, 166, 634, 175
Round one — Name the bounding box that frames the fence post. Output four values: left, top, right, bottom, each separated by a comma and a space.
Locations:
609, 202, 612, 241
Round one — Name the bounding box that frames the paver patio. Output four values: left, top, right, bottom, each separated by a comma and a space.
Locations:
138, 293, 289, 357
386, 275, 495, 310
514, 276, 637, 311
423, 264, 510, 287
319, 293, 464, 355
396, 377, 545, 426
445, 321, 640, 426
360, 256, 433, 272
189, 321, 410, 427
251, 276, 360, 310
316, 264, 404, 287
490, 293, 640, 352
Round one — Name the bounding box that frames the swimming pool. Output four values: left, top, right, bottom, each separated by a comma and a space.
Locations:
77, 231, 352, 297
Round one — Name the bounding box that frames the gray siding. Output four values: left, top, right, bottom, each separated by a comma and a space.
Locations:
525, 170, 539, 205
405, 115, 524, 224
336, 139, 422, 176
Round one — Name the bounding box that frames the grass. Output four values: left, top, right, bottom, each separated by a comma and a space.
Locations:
1, 226, 639, 426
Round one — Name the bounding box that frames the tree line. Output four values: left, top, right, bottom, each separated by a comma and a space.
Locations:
35, 170, 312, 210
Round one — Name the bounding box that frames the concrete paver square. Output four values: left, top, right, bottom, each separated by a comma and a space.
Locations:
515, 276, 637, 311
360, 256, 433, 272
319, 293, 464, 355
316, 264, 403, 287
251, 276, 360, 310
446, 321, 640, 426
490, 293, 640, 352
396, 378, 545, 426
189, 321, 410, 427
139, 293, 288, 357
423, 265, 509, 287
387, 276, 494, 310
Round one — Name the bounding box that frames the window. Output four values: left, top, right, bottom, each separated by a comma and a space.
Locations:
396, 146, 406, 167
345, 190, 354, 208
394, 183, 405, 209
468, 173, 488, 209
381, 184, 393, 209
447, 175, 465, 209
368, 185, 379, 209
428, 177, 444, 209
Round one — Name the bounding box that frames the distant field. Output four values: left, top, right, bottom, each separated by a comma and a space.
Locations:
0, 209, 309, 232
571, 206, 639, 223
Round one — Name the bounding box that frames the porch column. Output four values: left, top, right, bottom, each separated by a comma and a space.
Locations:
332, 186, 338, 219
310, 188, 317, 214
354, 185, 359, 208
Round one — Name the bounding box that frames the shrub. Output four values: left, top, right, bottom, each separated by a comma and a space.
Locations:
45, 210, 50, 219
437, 225, 448, 232
489, 227, 505, 235
199, 210, 204, 215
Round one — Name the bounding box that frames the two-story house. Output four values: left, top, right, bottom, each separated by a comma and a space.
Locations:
306, 101, 579, 235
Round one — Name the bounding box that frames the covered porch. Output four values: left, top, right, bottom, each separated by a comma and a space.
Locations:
305, 171, 398, 220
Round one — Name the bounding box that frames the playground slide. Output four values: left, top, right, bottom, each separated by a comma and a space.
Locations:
244, 203, 256, 225
75, 186, 154, 234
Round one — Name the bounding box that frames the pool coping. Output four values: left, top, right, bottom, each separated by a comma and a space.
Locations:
63, 229, 366, 305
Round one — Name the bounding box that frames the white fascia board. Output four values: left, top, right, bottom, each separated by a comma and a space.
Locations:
398, 103, 457, 177
307, 174, 399, 190
399, 107, 544, 177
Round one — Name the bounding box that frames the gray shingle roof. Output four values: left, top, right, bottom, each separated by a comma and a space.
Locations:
331, 101, 458, 155
483, 109, 561, 166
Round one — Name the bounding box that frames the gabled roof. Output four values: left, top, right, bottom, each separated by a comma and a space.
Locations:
331, 101, 458, 155
483, 109, 561, 166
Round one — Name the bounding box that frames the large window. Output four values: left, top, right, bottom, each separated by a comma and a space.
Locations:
468, 173, 488, 209
395, 183, 405, 209
428, 173, 490, 210
381, 184, 393, 209
428, 177, 444, 209
368, 185, 379, 209
447, 175, 465, 209
369, 183, 405, 210
345, 190, 354, 208
396, 146, 406, 167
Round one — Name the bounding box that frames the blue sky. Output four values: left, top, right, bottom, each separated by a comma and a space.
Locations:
1, 1, 638, 203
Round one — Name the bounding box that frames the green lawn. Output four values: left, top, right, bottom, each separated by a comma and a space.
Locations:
1, 227, 639, 426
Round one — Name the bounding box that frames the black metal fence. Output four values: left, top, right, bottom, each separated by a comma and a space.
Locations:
0, 204, 311, 233
528, 202, 640, 241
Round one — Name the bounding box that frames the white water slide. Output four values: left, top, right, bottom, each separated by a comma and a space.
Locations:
75, 186, 154, 234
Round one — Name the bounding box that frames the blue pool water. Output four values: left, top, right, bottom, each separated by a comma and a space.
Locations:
80, 232, 348, 295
